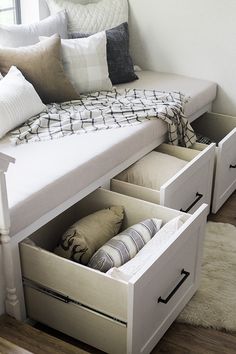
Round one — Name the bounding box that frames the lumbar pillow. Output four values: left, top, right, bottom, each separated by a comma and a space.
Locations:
0, 34, 79, 104
70, 23, 138, 85
54, 206, 124, 265
107, 216, 184, 281
0, 11, 68, 47
0, 66, 46, 139
88, 218, 162, 272
40, 31, 112, 94
116, 151, 188, 190
46, 0, 128, 33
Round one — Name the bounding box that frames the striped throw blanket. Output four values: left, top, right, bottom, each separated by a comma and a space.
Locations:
11, 89, 196, 147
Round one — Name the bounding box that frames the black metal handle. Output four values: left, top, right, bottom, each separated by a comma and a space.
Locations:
230, 164, 236, 169
180, 192, 203, 213
158, 269, 190, 304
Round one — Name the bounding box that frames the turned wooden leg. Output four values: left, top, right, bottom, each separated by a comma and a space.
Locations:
1, 229, 21, 320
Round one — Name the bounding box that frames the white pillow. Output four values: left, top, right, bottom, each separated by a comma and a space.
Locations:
107, 216, 185, 281
0, 66, 46, 139
116, 151, 188, 190
40, 32, 112, 94
0, 11, 68, 47
46, 0, 128, 33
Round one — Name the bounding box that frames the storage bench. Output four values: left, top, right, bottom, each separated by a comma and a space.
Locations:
192, 112, 236, 213
20, 189, 207, 354
111, 143, 215, 214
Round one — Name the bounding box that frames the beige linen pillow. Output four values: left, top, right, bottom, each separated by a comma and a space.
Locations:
54, 206, 124, 265
116, 151, 188, 190
0, 34, 79, 104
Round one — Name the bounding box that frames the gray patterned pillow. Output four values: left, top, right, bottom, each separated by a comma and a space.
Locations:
70, 22, 138, 85
88, 218, 162, 272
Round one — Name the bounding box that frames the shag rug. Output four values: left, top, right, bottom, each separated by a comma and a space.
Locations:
177, 221, 236, 332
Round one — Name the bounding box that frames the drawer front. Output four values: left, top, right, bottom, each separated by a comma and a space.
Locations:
160, 144, 215, 214
128, 204, 207, 354
112, 144, 215, 214
212, 128, 236, 213
24, 286, 127, 354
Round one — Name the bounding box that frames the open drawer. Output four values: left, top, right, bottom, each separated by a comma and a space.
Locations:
192, 112, 236, 213
20, 189, 207, 354
111, 143, 215, 214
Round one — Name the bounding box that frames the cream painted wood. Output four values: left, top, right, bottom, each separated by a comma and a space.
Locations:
20, 243, 128, 322
20, 189, 208, 353
24, 287, 127, 354
192, 112, 236, 213
127, 204, 207, 354
112, 143, 215, 214
0, 154, 22, 319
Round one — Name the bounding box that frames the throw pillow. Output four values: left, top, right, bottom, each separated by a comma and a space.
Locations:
0, 11, 68, 47
107, 215, 185, 281
46, 0, 128, 33
0, 66, 46, 139
40, 31, 112, 94
70, 23, 138, 85
54, 206, 124, 265
0, 35, 79, 104
115, 151, 188, 190
88, 218, 162, 272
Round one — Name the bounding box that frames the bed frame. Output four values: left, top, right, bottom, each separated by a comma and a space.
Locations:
0, 136, 167, 320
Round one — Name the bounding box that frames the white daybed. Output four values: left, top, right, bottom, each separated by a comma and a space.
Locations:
0, 71, 217, 352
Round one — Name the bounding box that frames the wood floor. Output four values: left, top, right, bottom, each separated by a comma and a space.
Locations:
0, 191, 235, 354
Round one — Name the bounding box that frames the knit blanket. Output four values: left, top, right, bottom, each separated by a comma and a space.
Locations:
11, 89, 196, 147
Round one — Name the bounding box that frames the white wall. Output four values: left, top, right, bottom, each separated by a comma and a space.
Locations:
129, 0, 236, 115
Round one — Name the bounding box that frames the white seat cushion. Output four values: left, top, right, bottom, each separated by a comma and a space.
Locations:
1, 119, 167, 236
117, 70, 217, 119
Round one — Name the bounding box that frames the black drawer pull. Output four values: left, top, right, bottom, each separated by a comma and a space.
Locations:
230, 164, 236, 169
158, 269, 190, 304
180, 192, 203, 213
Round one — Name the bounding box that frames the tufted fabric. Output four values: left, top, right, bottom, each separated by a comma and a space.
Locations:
46, 0, 128, 33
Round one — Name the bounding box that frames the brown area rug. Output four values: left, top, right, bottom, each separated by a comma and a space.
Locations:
177, 222, 236, 332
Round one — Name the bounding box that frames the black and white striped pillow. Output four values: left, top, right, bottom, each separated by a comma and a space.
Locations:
88, 218, 162, 272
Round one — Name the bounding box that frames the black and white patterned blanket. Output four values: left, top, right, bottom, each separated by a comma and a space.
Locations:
11, 89, 196, 147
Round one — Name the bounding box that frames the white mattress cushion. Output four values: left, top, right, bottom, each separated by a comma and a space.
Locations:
1, 119, 167, 236
117, 70, 217, 118
46, 0, 128, 33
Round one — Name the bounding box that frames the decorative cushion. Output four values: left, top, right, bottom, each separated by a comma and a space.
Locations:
46, 0, 128, 33
0, 66, 46, 139
0, 11, 68, 47
116, 151, 188, 190
40, 31, 112, 94
54, 206, 124, 265
0, 35, 79, 104
107, 216, 185, 281
70, 23, 138, 85
88, 218, 162, 272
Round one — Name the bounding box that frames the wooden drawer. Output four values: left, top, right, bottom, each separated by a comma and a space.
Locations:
192, 112, 236, 213
111, 143, 215, 214
20, 189, 207, 354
